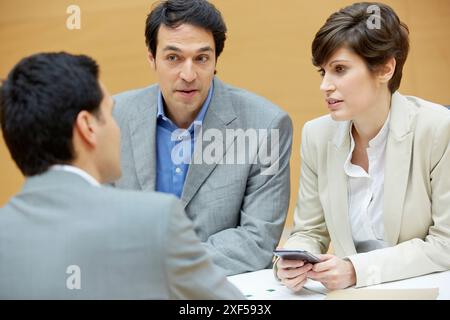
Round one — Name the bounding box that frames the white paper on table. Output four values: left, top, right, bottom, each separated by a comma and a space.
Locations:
227, 269, 327, 300
228, 269, 450, 300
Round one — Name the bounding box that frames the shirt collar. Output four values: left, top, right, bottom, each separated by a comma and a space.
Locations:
50, 165, 101, 187
157, 81, 214, 131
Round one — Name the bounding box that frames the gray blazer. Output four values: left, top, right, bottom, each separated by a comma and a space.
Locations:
0, 170, 244, 299
113, 77, 293, 275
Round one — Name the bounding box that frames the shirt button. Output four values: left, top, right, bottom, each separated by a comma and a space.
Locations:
175, 167, 182, 174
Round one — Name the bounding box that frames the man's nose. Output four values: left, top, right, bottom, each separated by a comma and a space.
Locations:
180, 60, 197, 83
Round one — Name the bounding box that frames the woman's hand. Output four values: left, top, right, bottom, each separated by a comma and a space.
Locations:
276, 258, 313, 292
307, 254, 356, 290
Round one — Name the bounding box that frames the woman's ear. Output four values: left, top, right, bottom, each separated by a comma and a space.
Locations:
378, 57, 396, 84
74, 111, 97, 147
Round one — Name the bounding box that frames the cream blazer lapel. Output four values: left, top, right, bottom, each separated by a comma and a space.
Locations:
327, 121, 357, 256
383, 92, 416, 245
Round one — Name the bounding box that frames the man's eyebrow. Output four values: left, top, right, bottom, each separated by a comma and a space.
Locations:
162, 45, 182, 52
197, 46, 213, 53
162, 45, 214, 53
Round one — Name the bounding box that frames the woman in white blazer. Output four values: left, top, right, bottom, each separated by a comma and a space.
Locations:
276, 2, 450, 291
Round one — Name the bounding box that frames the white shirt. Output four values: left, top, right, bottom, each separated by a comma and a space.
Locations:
344, 113, 391, 253
50, 165, 101, 187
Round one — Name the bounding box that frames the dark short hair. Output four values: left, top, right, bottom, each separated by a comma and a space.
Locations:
0, 52, 103, 176
312, 2, 410, 93
145, 0, 227, 59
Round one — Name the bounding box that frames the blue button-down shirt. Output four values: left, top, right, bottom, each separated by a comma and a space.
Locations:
155, 83, 214, 198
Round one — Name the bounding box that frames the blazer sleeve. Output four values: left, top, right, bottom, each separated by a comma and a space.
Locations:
347, 115, 450, 288
164, 198, 245, 299
273, 121, 331, 280
201, 112, 293, 275
283, 121, 331, 253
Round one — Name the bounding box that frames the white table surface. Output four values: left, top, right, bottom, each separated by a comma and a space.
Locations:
227, 269, 450, 300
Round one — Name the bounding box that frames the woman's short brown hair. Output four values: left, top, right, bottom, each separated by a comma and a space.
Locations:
312, 2, 409, 93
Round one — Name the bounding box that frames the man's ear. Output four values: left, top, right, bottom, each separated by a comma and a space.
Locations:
378, 57, 396, 84
74, 111, 97, 147
147, 50, 156, 69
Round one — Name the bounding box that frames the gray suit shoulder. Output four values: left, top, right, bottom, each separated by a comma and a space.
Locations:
96, 186, 179, 221
113, 85, 158, 122
223, 82, 289, 120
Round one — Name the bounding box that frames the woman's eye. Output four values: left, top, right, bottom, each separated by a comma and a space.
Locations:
335, 65, 345, 73
318, 69, 325, 77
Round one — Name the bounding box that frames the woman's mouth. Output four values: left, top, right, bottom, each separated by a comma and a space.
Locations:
326, 98, 343, 109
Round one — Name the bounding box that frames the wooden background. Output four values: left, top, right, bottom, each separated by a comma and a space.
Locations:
1, 0, 449, 233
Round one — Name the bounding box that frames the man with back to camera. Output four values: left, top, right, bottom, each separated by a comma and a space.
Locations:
113, 0, 293, 276
0, 51, 244, 299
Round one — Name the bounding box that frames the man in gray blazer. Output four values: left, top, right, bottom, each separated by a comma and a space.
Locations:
0, 52, 243, 299
113, 0, 293, 275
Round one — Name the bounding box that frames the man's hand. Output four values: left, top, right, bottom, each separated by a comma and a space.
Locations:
307, 254, 356, 290
276, 258, 313, 292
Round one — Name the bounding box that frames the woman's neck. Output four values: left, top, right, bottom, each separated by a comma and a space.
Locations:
352, 90, 392, 144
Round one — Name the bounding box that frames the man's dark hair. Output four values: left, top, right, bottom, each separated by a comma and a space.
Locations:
145, 0, 227, 59
312, 2, 410, 93
0, 52, 103, 176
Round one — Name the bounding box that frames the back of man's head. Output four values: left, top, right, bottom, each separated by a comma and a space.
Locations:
0, 52, 103, 176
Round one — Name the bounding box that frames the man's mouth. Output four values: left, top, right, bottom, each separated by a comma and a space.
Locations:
175, 89, 199, 99
177, 89, 198, 94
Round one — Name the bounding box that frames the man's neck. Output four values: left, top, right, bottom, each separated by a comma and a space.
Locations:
51, 164, 101, 186
164, 105, 199, 129
69, 159, 102, 184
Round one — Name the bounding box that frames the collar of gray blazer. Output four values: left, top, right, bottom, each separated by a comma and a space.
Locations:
22, 169, 94, 193
327, 91, 418, 254
126, 77, 239, 207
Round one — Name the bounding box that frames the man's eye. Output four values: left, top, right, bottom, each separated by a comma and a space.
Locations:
197, 55, 209, 63
167, 55, 178, 62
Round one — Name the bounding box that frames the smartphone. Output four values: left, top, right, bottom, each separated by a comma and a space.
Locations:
273, 249, 321, 264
